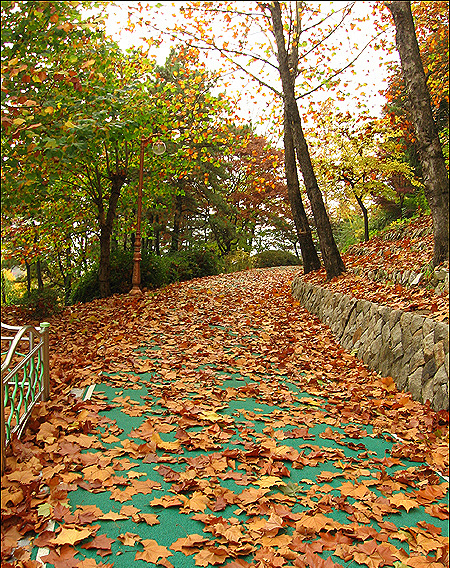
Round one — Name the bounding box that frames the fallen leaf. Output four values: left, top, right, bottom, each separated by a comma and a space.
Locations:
51, 527, 93, 546
194, 546, 229, 566
118, 532, 141, 546
135, 539, 172, 563
389, 493, 419, 512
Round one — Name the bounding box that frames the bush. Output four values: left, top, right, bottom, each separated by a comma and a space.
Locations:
252, 250, 300, 268
69, 248, 221, 304
166, 249, 222, 282
15, 288, 61, 319
333, 216, 365, 253
109, 250, 172, 293
368, 210, 401, 238
69, 251, 170, 304
69, 269, 100, 305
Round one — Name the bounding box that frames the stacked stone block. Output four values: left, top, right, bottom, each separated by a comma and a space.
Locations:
291, 278, 449, 411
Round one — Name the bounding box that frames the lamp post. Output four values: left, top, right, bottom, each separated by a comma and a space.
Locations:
130, 136, 166, 296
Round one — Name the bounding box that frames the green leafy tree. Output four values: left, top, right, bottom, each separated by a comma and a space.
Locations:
128, 1, 381, 278
308, 101, 421, 241
133, 47, 246, 256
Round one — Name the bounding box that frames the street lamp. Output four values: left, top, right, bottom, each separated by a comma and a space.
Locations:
130, 136, 166, 296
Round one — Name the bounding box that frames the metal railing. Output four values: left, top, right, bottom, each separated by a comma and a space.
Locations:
1, 322, 50, 473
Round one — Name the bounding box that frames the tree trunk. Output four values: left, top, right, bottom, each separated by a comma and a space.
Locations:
355, 194, 370, 242
98, 174, 125, 298
98, 226, 111, 298
2, 272, 7, 304
57, 251, 72, 305
154, 228, 161, 256
171, 192, 183, 252
33, 233, 44, 290
25, 261, 31, 295
36, 259, 44, 291
386, 1, 449, 266
269, 2, 345, 280
283, 114, 321, 273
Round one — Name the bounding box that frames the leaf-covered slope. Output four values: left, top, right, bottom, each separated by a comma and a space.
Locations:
302, 215, 448, 323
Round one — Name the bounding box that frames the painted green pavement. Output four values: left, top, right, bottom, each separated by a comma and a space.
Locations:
33, 360, 448, 567
24, 269, 448, 567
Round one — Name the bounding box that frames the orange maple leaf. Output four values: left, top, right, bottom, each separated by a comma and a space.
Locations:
150, 495, 183, 508
118, 532, 141, 546
119, 504, 141, 516
194, 546, 229, 567
182, 491, 210, 512
389, 492, 419, 512
170, 533, 209, 552
99, 511, 129, 521
50, 526, 93, 546
424, 505, 449, 520
296, 512, 341, 534
406, 555, 447, 568
135, 513, 160, 525
135, 539, 172, 563
353, 541, 401, 568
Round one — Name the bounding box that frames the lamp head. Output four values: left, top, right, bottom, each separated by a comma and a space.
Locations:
152, 141, 166, 156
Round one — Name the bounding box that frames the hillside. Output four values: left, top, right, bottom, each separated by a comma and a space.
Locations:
303, 215, 449, 323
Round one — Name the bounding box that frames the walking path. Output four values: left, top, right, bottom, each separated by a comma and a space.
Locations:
3, 268, 449, 567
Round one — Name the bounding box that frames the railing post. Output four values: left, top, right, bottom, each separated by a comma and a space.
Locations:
1, 374, 5, 475
40, 323, 50, 401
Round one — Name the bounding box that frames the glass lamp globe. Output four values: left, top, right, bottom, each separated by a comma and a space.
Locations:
152, 141, 166, 156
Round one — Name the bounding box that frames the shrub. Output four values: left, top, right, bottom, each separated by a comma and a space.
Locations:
15, 288, 61, 319
252, 250, 300, 268
69, 251, 170, 304
141, 253, 172, 289
166, 249, 222, 282
333, 216, 365, 253
69, 248, 221, 304
69, 269, 100, 305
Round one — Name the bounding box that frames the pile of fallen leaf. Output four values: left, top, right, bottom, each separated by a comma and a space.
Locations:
1, 216, 449, 568
302, 215, 448, 323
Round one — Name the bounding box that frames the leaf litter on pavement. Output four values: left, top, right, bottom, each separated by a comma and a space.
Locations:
1, 266, 449, 568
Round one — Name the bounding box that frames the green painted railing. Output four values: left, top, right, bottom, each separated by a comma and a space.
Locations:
1, 322, 50, 473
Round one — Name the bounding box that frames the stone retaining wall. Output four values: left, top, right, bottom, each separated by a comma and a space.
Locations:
349, 264, 449, 295
291, 278, 449, 411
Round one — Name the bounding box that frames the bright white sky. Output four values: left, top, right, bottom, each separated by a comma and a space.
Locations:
102, 1, 398, 141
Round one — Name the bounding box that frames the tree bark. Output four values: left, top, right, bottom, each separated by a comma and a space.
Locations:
154, 226, 161, 256
36, 260, 44, 291
171, 192, 183, 252
269, 2, 345, 280
386, 1, 449, 266
33, 233, 44, 290
98, 174, 125, 298
25, 261, 31, 296
355, 194, 370, 242
1, 272, 6, 304
283, 114, 321, 273
98, 226, 112, 298
57, 251, 72, 305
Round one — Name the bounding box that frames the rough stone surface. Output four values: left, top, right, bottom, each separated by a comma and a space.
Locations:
408, 368, 424, 400
291, 277, 449, 411
410, 273, 422, 286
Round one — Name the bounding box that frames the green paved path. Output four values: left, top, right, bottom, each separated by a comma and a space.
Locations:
32, 268, 448, 567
